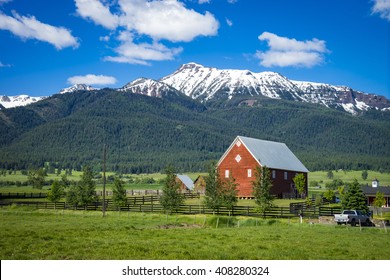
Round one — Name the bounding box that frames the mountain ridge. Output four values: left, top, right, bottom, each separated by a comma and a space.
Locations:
1, 62, 389, 115
160, 63, 390, 114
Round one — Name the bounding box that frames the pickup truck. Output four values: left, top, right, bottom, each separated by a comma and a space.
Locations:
334, 210, 371, 226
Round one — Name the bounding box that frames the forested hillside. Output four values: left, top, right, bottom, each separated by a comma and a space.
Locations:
0, 89, 389, 173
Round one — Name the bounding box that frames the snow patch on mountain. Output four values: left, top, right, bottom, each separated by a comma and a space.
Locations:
59, 84, 96, 94
0, 95, 47, 109
119, 78, 182, 98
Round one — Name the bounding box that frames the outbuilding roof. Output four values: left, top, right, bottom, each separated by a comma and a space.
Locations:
219, 136, 309, 173
361, 186, 390, 195
176, 174, 194, 190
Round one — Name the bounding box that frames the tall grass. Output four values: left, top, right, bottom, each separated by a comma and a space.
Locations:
1, 207, 389, 260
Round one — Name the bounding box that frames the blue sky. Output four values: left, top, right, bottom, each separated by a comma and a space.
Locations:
0, 0, 389, 98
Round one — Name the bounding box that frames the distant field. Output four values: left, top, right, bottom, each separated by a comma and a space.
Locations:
0, 208, 389, 260
0, 170, 389, 196
309, 170, 390, 186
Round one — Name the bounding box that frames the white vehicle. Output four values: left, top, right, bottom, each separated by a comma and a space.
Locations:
334, 210, 371, 226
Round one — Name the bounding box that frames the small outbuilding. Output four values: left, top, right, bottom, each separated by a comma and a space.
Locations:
194, 175, 206, 194
217, 135, 309, 198
175, 174, 194, 192
362, 185, 390, 207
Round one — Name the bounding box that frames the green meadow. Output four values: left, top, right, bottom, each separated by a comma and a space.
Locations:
1, 208, 389, 260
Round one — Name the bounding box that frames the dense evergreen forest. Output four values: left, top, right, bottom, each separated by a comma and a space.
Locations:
0, 89, 389, 173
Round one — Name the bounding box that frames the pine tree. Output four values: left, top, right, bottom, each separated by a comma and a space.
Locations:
342, 179, 369, 213
361, 170, 368, 180
78, 165, 97, 207
112, 177, 127, 209
65, 165, 97, 208
203, 162, 223, 214
159, 166, 184, 214
66, 185, 79, 207
252, 166, 274, 215
221, 175, 238, 214
47, 180, 64, 210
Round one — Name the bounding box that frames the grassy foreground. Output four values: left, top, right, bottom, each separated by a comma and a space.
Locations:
1, 207, 389, 260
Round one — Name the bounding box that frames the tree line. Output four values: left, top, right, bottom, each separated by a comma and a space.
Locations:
40, 162, 384, 217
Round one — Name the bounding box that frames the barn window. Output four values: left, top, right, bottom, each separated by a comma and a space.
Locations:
247, 169, 252, 178
225, 170, 230, 178
272, 170, 276, 179
284, 172, 288, 180
236, 140, 242, 147
235, 154, 241, 163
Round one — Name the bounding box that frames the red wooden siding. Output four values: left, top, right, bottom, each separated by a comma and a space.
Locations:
217, 140, 308, 198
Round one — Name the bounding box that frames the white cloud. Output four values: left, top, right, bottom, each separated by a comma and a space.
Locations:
75, 0, 119, 29
99, 35, 110, 42
198, 0, 210, 4
371, 0, 390, 21
0, 11, 79, 49
74, 0, 218, 65
105, 39, 183, 65
118, 0, 219, 42
226, 18, 233, 27
256, 51, 324, 68
227, 0, 237, 3
0, 61, 11, 67
67, 74, 117, 85
256, 32, 328, 68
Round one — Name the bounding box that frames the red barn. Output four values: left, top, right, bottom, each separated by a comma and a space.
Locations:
217, 136, 309, 198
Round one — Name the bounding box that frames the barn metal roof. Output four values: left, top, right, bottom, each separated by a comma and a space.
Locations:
233, 136, 309, 173
176, 174, 194, 190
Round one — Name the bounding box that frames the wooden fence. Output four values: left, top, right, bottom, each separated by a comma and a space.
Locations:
0, 196, 341, 218
0, 191, 199, 199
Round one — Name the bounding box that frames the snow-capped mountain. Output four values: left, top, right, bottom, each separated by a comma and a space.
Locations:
161, 63, 390, 114
119, 78, 182, 98
59, 84, 95, 94
0, 84, 96, 109
0, 94, 46, 109
161, 62, 301, 101
291, 80, 390, 114
1, 63, 389, 114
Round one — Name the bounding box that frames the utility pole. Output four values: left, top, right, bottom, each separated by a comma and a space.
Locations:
102, 144, 107, 217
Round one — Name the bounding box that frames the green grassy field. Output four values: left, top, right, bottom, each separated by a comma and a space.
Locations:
309, 170, 390, 186
1, 207, 389, 260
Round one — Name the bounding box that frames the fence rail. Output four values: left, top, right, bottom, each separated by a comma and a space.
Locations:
0, 192, 48, 199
